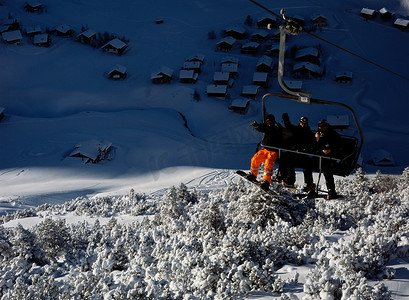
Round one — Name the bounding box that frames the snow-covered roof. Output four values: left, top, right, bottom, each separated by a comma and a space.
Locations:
213, 71, 230, 82
336, 71, 353, 79
253, 72, 268, 82
327, 115, 349, 127
220, 56, 239, 65
26, 25, 41, 35
33, 33, 48, 44
78, 29, 96, 38
55, 24, 72, 34
217, 36, 236, 46
250, 30, 269, 38
221, 63, 238, 73
179, 69, 195, 79
183, 61, 201, 69
109, 64, 127, 74
103, 38, 127, 50
206, 85, 227, 94
225, 25, 246, 34
293, 62, 323, 74
310, 13, 327, 22
151, 66, 173, 79
2, 30, 22, 42
371, 149, 395, 166
394, 18, 409, 27
186, 53, 205, 62
241, 42, 260, 49
361, 8, 376, 16
241, 85, 260, 95
229, 98, 250, 108
70, 140, 112, 162
295, 47, 319, 59
257, 55, 273, 67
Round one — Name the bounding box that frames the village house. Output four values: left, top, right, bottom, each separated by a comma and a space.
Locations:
24, 0, 43, 12
394, 18, 409, 30
379, 8, 393, 19
229, 98, 250, 114
335, 71, 353, 83
283, 80, 303, 93
221, 63, 239, 76
2, 30, 22, 45
78, 29, 96, 44
108, 65, 127, 80
220, 56, 239, 65
54, 24, 74, 36
183, 61, 201, 73
206, 85, 228, 98
240, 41, 260, 54
69, 140, 112, 164
186, 53, 205, 63
179, 69, 198, 83
33, 33, 50, 47
257, 16, 279, 29
225, 25, 246, 39
213, 72, 230, 85
253, 72, 269, 87
256, 55, 273, 72
311, 13, 328, 27
101, 38, 128, 55
289, 15, 305, 26
151, 66, 173, 84
241, 85, 260, 99
216, 36, 236, 52
295, 47, 320, 63
250, 31, 269, 43
360, 8, 377, 19
293, 62, 323, 78
25, 25, 41, 37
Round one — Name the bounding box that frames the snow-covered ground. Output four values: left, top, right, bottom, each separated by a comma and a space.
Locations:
1, 0, 409, 298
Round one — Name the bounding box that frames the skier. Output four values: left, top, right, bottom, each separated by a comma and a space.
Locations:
246, 114, 283, 191
280, 113, 316, 193
314, 119, 341, 199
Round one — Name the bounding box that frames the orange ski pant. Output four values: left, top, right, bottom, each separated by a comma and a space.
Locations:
250, 148, 278, 183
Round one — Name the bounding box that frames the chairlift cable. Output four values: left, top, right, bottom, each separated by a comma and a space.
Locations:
248, 0, 409, 82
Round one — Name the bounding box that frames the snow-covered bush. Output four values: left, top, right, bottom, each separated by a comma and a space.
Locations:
0, 170, 408, 299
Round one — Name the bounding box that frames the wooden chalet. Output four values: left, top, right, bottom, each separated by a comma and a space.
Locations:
221, 63, 238, 75
25, 0, 43, 12
241, 85, 260, 99
220, 56, 239, 65
371, 149, 395, 166
213, 72, 230, 85
253, 72, 269, 87
26, 25, 41, 36
69, 140, 112, 164
240, 41, 260, 54
108, 64, 127, 80
295, 47, 319, 63
216, 36, 236, 52
257, 16, 279, 29
78, 29, 96, 44
360, 8, 377, 19
186, 53, 205, 63
250, 30, 269, 42
229, 98, 250, 114
54, 24, 74, 36
311, 13, 328, 26
183, 61, 201, 73
151, 66, 173, 83
2, 30, 22, 45
206, 85, 228, 98
225, 25, 246, 39
33, 33, 50, 47
101, 38, 128, 55
379, 8, 393, 19
394, 18, 409, 30
293, 62, 323, 78
256, 55, 273, 72
179, 69, 198, 83
335, 71, 353, 83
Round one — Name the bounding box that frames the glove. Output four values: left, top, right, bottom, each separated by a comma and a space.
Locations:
250, 121, 259, 128
282, 113, 289, 121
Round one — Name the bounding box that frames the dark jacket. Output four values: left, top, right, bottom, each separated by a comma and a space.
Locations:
315, 126, 341, 157
283, 119, 315, 153
252, 121, 283, 150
